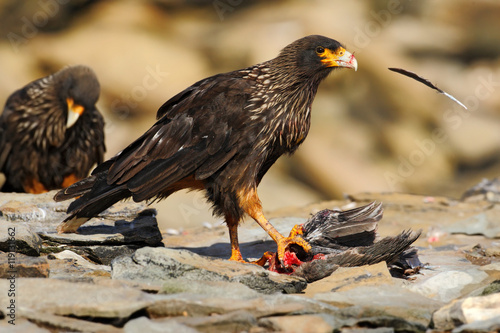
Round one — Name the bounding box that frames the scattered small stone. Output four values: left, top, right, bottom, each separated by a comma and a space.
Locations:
164, 228, 181, 235
464, 244, 492, 266
461, 177, 500, 203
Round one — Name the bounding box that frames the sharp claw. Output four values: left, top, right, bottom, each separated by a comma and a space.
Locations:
276, 235, 311, 262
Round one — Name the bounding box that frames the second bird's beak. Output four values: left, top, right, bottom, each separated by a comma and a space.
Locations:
322, 48, 358, 71
66, 97, 85, 128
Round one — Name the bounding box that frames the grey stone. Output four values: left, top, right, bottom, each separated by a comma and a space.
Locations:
0, 252, 49, 278
47, 254, 111, 282
173, 310, 258, 332
82, 244, 140, 265
53, 250, 111, 273
0, 222, 41, 256
315, 284, 442, 327
146, 293, 307, 319
40, 215, 163, 246
405, 269, 489, 302
452, 316, 500, 333
432, 293, 500, 331
0, 278, 153, 319
0, 199, 49, 222
159, 277, 259, 298
112, 247, 307, 294
481, 279, 500, 296
0, 317, 51, 333
304, 262, 394, 296
0, 192, 70, 231
341, 328, 395, 333
445, 212, 500, 238
0, 192, 160, 249
344, 316, 425, 333
124, 316, 200, 333
259, 313, 337, 333
21, 310, 122, 333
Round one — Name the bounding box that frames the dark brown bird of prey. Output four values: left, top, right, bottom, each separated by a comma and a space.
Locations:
55, 35, 357, 263
0, 65, 105, 193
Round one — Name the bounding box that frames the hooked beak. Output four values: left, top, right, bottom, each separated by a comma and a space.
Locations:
66, 97, 85, 128
321, 47, 358, 72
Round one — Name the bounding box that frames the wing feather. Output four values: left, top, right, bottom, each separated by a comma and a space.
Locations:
99, 73, 254, 201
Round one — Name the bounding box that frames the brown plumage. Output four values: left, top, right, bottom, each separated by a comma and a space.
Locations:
0, 65, 105, 193
54, 35, 357, 263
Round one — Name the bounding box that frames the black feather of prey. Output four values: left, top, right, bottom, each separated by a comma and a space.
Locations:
388, 67, 467, 110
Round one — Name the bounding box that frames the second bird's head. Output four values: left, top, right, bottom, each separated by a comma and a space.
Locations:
57, 65, 100, 128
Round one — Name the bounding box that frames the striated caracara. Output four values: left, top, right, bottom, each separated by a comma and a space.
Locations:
54, 35, 357, 263
0, 65, 105, 194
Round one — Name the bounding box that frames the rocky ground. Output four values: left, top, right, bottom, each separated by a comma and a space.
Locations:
1, 190, 500, 333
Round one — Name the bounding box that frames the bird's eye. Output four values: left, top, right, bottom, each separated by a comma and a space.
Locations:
315, 46, 325, 55
338, 50, 345, 56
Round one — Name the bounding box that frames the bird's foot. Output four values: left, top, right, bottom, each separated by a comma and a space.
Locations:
229, 250, 274, 267
288, 223, 304, 238
228, 250, 245, 263
251, 251, 274, 266
276, 233, 311, 265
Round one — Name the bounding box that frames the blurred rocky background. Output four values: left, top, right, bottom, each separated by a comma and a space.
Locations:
0, 0, 499, 230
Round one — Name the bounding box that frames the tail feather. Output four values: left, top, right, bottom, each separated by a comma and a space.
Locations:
54, 175, 97, 201
65, 182, 129, 219
55, 171, 131, 233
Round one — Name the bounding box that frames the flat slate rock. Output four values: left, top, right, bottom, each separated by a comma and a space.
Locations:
21, 310, 122, 333
445, 210, 500, 238
0, 222, 41, 256
111, 247, 307, 294
314, 283, 442, 328
146, 292, 307, 319
124, 317, 199, 333
0, 252, 49, 278
0, 278, 153, 320
0, 192, 162, 249
432, 293, 500, 331
40, 214, 162, 246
